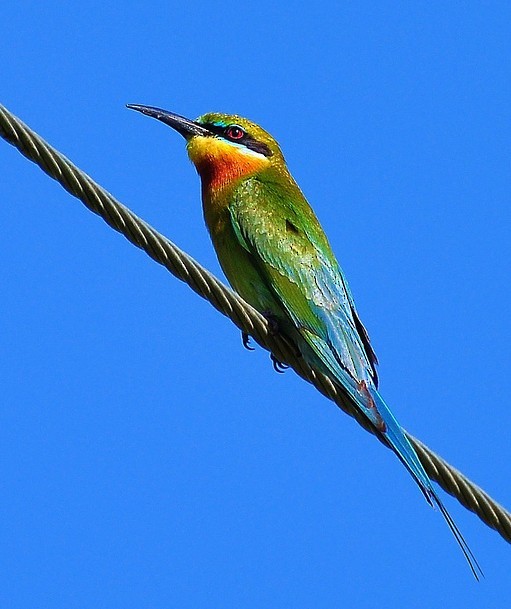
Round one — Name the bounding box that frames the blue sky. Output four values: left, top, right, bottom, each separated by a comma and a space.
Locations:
1, 2, 510, 607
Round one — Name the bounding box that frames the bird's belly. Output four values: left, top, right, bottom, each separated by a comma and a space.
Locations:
209, 218, 281, 316
218, 238, 277, 313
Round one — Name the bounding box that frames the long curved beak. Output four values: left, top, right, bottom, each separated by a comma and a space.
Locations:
126, 104, 211, 139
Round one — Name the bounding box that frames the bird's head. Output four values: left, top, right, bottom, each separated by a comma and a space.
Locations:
127, 105, 286, 191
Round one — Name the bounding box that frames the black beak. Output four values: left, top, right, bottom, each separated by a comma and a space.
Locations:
126, 104, 211, 139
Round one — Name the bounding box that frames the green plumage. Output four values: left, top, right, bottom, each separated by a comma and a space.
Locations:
202, 156, 378, 388
127, 104, 481, 577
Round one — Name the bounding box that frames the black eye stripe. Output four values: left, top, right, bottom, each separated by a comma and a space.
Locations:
200, 122, 273, 157
244, 140, 273, 157
201, 123, 224, 137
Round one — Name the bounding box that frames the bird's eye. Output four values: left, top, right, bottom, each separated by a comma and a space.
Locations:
225, 125, 245, 140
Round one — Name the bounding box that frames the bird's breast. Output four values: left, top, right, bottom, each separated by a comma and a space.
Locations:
201, 186, 232, 242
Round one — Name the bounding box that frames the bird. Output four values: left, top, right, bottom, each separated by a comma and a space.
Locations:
127, 103, 481, 578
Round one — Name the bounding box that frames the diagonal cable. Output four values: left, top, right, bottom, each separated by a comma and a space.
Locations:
1, 103, 509, 544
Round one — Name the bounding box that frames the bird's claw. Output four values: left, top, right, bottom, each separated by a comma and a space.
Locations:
242, 332, 255, 351
270, 353, 289, 374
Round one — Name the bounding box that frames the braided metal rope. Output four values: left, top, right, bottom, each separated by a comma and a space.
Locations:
1, 103, 510, 544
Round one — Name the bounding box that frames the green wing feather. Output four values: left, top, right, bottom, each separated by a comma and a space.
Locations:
230, 176, 378, 386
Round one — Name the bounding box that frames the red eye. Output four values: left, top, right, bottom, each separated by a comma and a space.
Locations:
225, 125, 245, 140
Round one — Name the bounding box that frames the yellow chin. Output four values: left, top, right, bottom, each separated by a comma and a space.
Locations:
186, 136, 269, 190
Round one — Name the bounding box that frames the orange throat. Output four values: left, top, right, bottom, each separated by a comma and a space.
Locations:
187, 136, 269, 193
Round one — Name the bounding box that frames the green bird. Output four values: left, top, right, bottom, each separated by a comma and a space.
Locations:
127, 104, 481, 577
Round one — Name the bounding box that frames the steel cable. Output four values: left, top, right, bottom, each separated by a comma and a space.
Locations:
1, 103, 509, 544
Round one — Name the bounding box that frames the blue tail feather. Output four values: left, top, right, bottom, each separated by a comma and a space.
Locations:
364, 386, 483, 580
301, 331, 482, 578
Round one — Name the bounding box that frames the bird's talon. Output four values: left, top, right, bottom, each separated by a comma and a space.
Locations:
242, 332, 255, 351
270, 353, 289, 373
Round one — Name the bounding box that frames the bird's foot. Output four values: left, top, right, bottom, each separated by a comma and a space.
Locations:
262, 310, 280, 335
270, 353, 289, 374
242, 332, 255, 351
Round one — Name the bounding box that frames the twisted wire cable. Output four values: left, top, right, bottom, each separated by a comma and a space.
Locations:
1, 103, 509, 544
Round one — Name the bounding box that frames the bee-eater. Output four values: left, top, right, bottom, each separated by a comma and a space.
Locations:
127, 104, 481, 577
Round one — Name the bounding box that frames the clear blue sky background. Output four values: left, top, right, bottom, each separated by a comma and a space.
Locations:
1, 2, 510, 607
